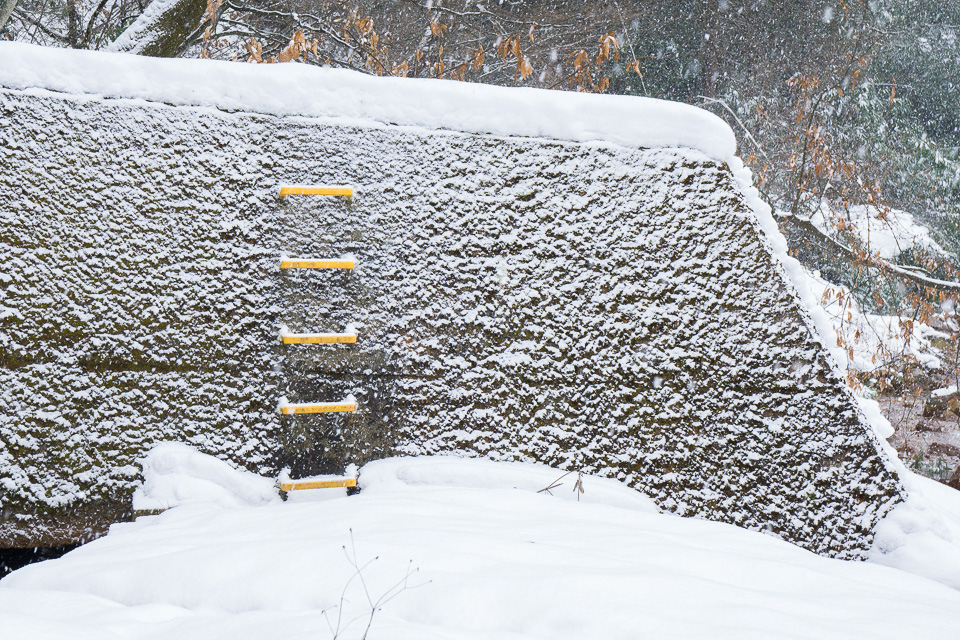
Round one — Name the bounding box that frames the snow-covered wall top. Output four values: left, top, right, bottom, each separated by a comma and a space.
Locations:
0, 43, 735, 161
0, 44, 902, 557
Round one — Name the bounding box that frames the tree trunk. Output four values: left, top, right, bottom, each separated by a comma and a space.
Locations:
106, 0, 206, 57
0, 0, 19, 33
67, 0, 79, 47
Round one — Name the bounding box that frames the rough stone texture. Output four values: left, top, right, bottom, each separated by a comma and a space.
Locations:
0, 87, 903, 556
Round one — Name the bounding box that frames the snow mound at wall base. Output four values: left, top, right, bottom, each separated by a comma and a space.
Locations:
359, 455, 661, 513
133, 443, 280, 511
870, 467, 960, 590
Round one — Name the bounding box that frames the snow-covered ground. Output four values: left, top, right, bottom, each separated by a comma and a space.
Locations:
796, 202, 953, 376
873, 466, 960, 590
792, 265, 944, 374
809, 204, 946, 261
777, 202, 957, 403
2, 449, 960, 639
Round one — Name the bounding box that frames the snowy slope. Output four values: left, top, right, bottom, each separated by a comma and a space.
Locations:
809, 204, 947, 260
0, 455, 958, 640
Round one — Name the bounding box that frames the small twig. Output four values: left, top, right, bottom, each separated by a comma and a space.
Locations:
537, 470, 574, 495
323, 528, 427, 640
572, 470, 585, 501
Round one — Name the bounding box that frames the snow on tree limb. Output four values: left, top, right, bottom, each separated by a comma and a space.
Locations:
107, 0, 205, 57
780, 212, 960, 294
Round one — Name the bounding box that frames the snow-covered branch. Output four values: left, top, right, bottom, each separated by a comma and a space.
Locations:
780, 212, 960, 294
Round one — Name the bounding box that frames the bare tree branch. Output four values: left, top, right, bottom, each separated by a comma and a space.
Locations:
780, 213, 960, 294
11, 6, 69, 43
83, 0, 110, 46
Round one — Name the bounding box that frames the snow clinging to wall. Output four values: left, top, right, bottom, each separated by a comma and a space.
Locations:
0, 45, 903, 557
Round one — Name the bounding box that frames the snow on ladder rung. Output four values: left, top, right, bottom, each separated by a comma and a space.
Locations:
277, 396, 357, 415
277, 464, 358, 496
280, 477, 357, 492
281, 333, 357, 344
280, 324, 358, 345
278, 184, 353, 198
280, 257, 354, 270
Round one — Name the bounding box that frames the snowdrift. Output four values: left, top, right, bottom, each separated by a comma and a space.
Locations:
0, 43, 902, 556
0, 455, 957, 640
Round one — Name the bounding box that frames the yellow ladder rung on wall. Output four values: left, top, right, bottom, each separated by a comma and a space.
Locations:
280, 477, 357, 491
281, 333, 357, 344
279, 400, 358, 415
280, 258, 355, 270
278, 184, 353, 198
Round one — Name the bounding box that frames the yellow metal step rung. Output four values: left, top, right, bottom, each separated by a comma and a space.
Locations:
281, 333, 357, 344
280, 258, 354, 270
279, 185, 353, 198
280, 477, 357, 492
278, 400, 357, 415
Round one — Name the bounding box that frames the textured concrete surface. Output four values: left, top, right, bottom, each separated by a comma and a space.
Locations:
0, 87, 902, 555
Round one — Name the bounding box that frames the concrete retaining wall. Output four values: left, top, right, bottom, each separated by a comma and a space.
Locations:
0, 86, 902, 556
